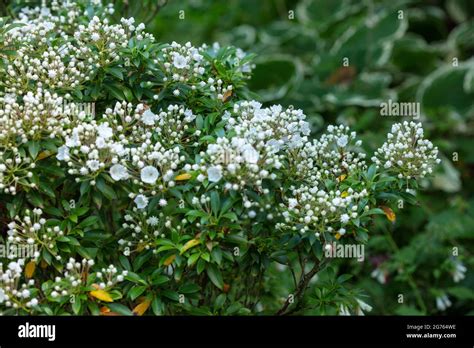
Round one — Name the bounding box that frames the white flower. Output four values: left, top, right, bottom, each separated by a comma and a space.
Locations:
173, 54, 187, 69
207, 166, 222, 182
87, 160, 100, 171
371, 268, 387, 284
337, 135, 348, 147
288, 198, 298, 209
140, 166, 159, 184
147, 216, 159, 226
142, 109, 157, 126
110, 143, 126, 156
66, 132, 80, 147
8, 261, 21, 273
134, 194, 148, 209
339, 304, 351, 316
56, 145, 70, 161
436, 295, 452, 311
184, 109, 196, 122
95, 137, 106, 149
452, 261, 467, 283
97, 123, 113, 139
110, 164, 128, 181
241, 144, 259, 164
91, 32, 100, 41
0, 289, 5, 303
340, 213, 350, 224
356, 298, 372, 314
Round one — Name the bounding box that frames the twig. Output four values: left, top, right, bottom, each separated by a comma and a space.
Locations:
276, 258, 329, 315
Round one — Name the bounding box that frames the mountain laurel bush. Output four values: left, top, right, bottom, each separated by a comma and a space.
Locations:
0, 0, 440, 315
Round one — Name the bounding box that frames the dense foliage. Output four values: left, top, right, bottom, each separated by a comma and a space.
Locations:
0, 0, 471, 316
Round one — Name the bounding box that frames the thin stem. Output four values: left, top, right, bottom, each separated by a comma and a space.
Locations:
384, 226, 427, 314
276, 258, 329, 315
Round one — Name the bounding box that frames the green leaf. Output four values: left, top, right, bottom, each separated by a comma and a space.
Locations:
248, 55, 303, 101
447, 287, 474, 300
162, 290, 180, 301
80, 181, 91, 196
418, 60, 474, 115
96, 178, 117, 200
206, 264, 224, 290
106, 67, 124, 80
151, 275, 169, 286
72, 298, 82, 314
151, 297, 164, 315
105, 84, 125, 100
187, 252, 200, 266
210, 191, 220, 214
211, 248, 223, 265
107, 303, 133, 316
27, 141, 40, 159
367, 164, 377, 182
125, 272, 147, 285
119, 255, 132, 271
129, 285, 147, 301
179, 283, 200, 294
133, 251, 152, 271
77, 216, 99, 229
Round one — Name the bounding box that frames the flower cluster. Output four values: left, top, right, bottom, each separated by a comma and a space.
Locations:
0, 89, 77, 145
58, 118, 126, 179
157, 41, 206, 87
0, 151, 36, 195
118, 209, 177, 255
339, 298, 373, 316
1, 2, 149, 95
7, 208, 62, 261
200, 101, 310, 188
292, 125, 366, 182
372, 121, 440, 179
44, 258, 126, 300
277, 185, 369, 237
57, 102, 191, 201
156, 41, 253, 100
0, 260, 39, 310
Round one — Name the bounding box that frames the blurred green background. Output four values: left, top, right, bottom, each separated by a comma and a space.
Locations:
2, 0, 473, 314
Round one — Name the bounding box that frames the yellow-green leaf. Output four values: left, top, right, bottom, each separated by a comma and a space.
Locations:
175, 173, 192, 181
163, 254, 176, 266
380, 205, 396, 222
337, 174, 347, 182
37, 151, 52, 160
25, 261, 36, 278
180, 239, 200, 254
222, 90, 233, 102
133, 299, 151, 316
90, 289, 114, 302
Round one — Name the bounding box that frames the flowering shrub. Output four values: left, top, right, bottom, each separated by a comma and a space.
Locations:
0, 0, 441, 315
